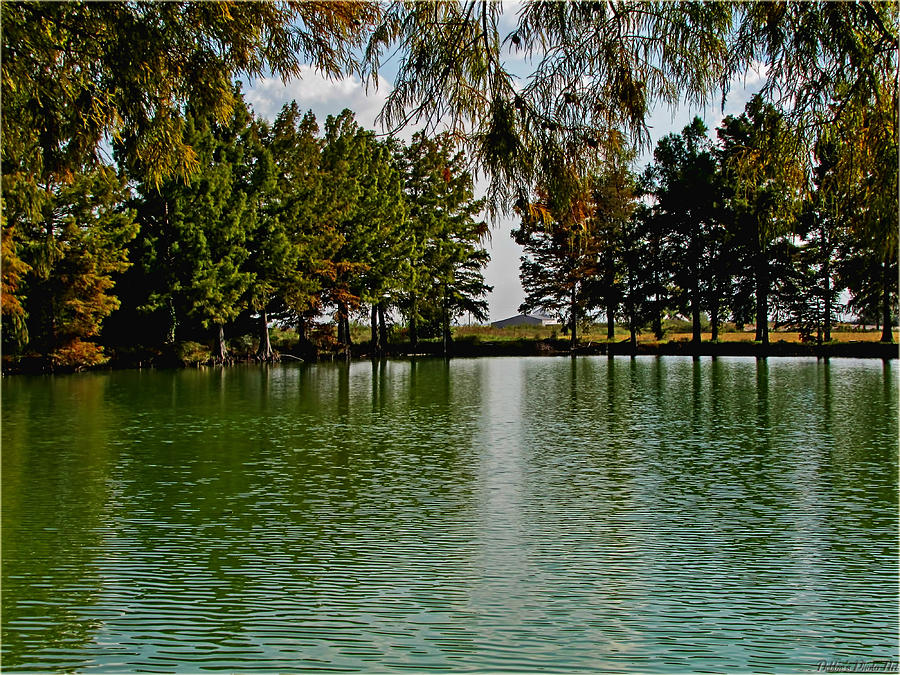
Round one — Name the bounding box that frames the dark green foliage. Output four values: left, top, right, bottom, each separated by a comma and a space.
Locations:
774, 139, 844, 343
113, 95, 257, 362
585, 156, 637, 342
513, 222, 587, 331
2, 94, 496, 369
514, 201, 601, 347
319, 110, 407, 348
620, 203, 661, 347
717, 96, 806, 345
249, 104, 328, 360
1, 0, 379, 368
396, 133, 491, 351
647, 118, 723, 343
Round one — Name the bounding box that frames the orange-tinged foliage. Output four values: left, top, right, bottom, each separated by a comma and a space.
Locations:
1, 223, 29, 319
50, 339, 109, 370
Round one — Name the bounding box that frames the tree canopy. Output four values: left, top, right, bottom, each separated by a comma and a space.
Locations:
1, 1, 379, 185
365, 1, 897, 213
511, 96, 897, 350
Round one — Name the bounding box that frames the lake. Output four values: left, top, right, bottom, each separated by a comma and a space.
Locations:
2, 356, 897, 673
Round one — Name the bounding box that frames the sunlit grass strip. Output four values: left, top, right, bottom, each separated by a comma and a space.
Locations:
452, 324, 898, 344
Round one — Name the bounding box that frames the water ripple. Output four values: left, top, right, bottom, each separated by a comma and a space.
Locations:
2, 357, 897, 672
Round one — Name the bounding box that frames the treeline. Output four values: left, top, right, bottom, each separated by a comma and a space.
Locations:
2, 2, 896, 368
515, 95, 898, 348
2, 94, 491, 370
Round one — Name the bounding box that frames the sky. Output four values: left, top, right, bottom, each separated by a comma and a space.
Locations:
244, 8, 767, 322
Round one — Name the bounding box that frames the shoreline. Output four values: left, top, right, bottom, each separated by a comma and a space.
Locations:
367, 338, 899, 360
4, 338, 896, 376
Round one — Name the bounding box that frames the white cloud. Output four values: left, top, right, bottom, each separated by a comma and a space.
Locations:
497, 0, 524, 34
245, 65, 391, 132
738, 60, 771, 90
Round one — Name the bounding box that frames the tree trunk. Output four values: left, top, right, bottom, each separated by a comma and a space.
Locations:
441, 289, 450, 357
162, 198, 177, 346
409, 294, 418, 351
691, 282, 702, 344
625, 271, 636, 353
48, 295, 58, 369
166, 297, 177, 345
297, 318, 307, 344
378, 302, 387, 352
370, 304, 379, 355
216, 323, 228, 363
881, 256, 894, 343
607, 302, 615, 341
755, 249, 769, 345
570, 285, 578, 349
296, 316, 315, 359
343, 314, 352, 346
257, 309, 273, 361
691, 223, 701, 345
337, 302, 351, 347
652, 245, 663, 339
710, 287, 720, 342
653, 292, 663, 340
337, 311, 344, 345
823, 225, 832, 343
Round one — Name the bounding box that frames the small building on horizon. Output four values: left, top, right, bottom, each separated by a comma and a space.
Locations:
491, 313, 560, 329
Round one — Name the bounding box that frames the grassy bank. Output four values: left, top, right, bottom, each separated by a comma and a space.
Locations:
452, 322, 898, 345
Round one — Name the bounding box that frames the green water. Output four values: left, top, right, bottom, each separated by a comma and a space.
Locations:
2, 356, 897, 673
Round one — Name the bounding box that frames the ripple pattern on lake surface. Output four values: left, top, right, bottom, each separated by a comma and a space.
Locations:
2, 357, 898, 673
